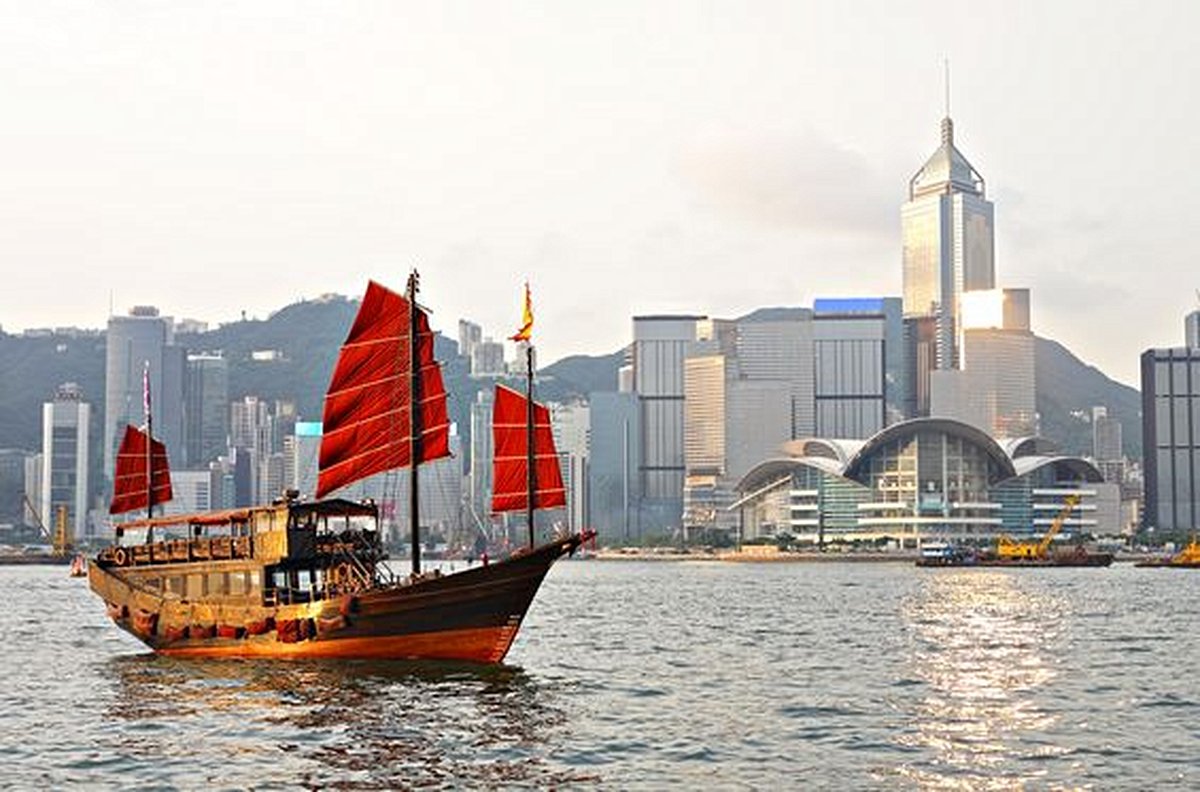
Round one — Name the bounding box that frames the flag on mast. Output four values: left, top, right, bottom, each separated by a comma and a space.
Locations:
510, 282, 533, 342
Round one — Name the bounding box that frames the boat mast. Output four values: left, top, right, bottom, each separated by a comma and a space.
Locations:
407, 270, 422, 575
526, 343, 535, 548
143, 361, 154, 543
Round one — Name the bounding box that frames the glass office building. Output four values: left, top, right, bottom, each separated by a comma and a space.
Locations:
1141, 346, 1200, 532
733, 417, 1105, 545
901, 117, 995, 372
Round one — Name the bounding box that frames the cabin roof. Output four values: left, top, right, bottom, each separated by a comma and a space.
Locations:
112, 498, 377, 530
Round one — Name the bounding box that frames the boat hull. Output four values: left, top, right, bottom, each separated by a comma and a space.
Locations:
1134, 560, 1200, 569
90, 533, 585, 664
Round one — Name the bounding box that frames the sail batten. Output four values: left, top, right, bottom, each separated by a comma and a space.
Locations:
316, 280, 451, 499
491, 385, 566, 514
109, 424, 174, 515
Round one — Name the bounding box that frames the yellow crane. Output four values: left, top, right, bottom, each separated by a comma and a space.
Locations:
996, 493, 1081, 560
21, 493, 73, 557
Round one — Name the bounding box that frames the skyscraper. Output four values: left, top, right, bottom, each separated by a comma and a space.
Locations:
0, 449, 30, 531
184, 353, 229, 468
41, 383, 90, 542
682, 314, 809, 535
104, 306, 185, 487
1186, 309, 1200, 349
587, 391, 639, 543
735, 310, 815, 437
633, 314, 703, 534
1141, 314, 1200, 533
812, 299, 891, 438
902, 116, 995, 374
930, 288, 1036, 437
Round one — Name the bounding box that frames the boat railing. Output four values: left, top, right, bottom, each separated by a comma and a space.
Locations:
101, 534, 254, 568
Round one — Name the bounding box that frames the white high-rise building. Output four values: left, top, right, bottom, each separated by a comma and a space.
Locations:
41, 383, 91, 542
552, 401, 590, 532
902, 116, 995, 372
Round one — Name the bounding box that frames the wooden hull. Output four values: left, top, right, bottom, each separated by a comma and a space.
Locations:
90, 533, 585, 664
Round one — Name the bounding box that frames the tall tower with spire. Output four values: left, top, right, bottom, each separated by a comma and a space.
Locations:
901, 113, 995, 373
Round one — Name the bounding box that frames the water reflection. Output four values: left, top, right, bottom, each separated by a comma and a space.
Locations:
897, 571, 1068, 789
101, 655, 592, 788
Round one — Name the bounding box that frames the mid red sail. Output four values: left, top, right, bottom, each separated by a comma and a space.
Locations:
491, 385, 566, 513
109, 425, 174, 515
316, 280, 451, 498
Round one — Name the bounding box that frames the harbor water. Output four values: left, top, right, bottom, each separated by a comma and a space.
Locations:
3, 559, 1198, 789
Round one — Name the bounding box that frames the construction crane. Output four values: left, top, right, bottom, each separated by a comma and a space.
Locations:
996, 493, 1082, 560
20, 493, 73, 557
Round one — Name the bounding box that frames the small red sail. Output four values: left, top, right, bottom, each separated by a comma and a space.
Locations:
109, 425, 174, 515
491, 385, 566, 513
316, 280, 451, 498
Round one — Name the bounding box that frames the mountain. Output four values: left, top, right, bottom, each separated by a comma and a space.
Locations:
0, 298, 1141, 462
1035, 336, 1142, 457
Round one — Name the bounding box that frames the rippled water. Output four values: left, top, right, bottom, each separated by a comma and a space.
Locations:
3, 560, 1199, 789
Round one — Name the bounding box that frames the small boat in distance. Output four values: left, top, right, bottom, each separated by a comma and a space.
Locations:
1135, 539, 1200, 568
69, 554, 87, 577
89, 274, 592, 662
916, 494, 1113, 568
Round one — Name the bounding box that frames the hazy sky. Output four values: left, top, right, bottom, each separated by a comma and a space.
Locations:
1, 1, 1196, 385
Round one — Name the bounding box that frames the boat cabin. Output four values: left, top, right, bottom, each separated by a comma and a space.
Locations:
96, 498, 384, 607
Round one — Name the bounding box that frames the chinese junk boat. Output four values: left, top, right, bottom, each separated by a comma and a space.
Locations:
89, 275, 591, 662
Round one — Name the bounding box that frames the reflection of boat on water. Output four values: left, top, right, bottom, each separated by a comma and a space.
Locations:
1135, 539, 1200, 568
101, 655, 581, 788
90, 275, 592, 662
916, 495, 1113, 568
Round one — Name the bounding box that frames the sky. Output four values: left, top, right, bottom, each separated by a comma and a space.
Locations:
0, 1, 1196, 386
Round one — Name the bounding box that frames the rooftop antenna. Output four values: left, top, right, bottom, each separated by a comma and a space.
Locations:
944, 57, 951, 118
940, 57, 954, 145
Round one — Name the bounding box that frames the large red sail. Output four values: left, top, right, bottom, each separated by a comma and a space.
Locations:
491, 385, 566, 513
109, 424, 174, 515
316, 280, 451, 499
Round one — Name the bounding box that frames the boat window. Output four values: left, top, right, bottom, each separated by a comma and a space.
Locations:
229, 571, 247, 596
208, 572, 226, 596
248, 569, 261, 592
186, 574, 204, 600
297, 569, 312, 590
166, 576, 184, 597
273, 570, 287, 590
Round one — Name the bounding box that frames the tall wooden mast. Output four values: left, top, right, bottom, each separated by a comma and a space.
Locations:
525, 343, 536, 548
407, 270, 422, 575
144, 361, 154, 546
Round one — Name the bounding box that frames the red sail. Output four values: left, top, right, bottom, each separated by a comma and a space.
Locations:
491, 385, 566, 513
109, 425, 174, 515
316, 280, 451, 498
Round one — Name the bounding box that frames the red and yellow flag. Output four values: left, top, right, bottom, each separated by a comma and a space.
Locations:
510, 281, 533, 341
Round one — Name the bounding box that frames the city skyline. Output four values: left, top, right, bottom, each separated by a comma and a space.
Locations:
1, 3, 1197, 386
